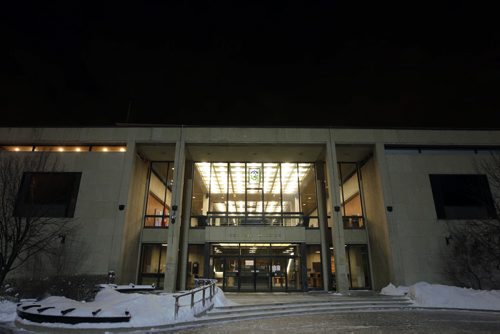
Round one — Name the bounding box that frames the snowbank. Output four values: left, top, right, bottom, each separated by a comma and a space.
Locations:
13, 285, 231, 329
381, 281, 500, 311
0, 300, 17, 322
3, 282, 500, 331
380, 283, 409, 296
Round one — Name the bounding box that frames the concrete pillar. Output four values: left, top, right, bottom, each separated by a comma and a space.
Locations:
374, 142, 405, 285
315, 161, 331, 291
179, 162, 193, 290
326, 131, 349, 292
164, 131, 186, 292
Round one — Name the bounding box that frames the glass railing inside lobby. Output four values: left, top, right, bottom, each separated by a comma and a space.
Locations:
191, 212, 319, 228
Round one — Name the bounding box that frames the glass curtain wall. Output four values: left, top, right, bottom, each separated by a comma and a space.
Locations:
144, 162, 175, 228
190, 162, 318, 227
338, 162, 365, 229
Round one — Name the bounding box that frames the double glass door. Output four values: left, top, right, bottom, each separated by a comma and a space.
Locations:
212, 256, 298, 292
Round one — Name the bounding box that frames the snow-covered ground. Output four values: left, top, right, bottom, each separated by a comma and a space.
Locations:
1, 282, 499, 331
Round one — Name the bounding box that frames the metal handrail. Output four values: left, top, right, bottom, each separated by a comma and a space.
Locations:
173, 278, 218, 319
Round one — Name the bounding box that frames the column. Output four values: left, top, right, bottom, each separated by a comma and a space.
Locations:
326, 131, 349, 292
164, 131, 186, 292
178, 161, 193, 290
315, 161, 331, 291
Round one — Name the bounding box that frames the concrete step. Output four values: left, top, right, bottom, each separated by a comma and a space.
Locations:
212, 296, 411, 312
208, 300, 412, 317
204, 304, 413, 322
204, 297, 413, 321
121, 297, 413, 333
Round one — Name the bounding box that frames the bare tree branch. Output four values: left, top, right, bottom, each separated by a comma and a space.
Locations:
445, 152, 500, 289
0, 152, 76, 286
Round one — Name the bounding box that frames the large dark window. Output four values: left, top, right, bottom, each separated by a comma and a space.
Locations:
14, 172, 81, 217
429, 174, 496, 219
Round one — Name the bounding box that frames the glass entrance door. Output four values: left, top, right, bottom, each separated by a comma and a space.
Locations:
224, 257, 239, 291
210, 243, 301, 292
240, 257, 255, 291
255, 257, 271, 291
271, 257, 288, 291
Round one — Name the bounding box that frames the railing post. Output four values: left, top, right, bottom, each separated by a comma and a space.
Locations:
174, 296, 179, 319
173, 279, 218, 320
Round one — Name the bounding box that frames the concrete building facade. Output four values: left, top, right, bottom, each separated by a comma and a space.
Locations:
1, 126, 499, 293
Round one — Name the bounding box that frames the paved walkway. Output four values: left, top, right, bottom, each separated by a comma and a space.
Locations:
175, 309, 500, 333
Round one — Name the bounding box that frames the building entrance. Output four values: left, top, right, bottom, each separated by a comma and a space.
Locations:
210, 243, 301, 292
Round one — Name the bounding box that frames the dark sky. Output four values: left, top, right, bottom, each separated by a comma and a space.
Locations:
1, 2, 499, 128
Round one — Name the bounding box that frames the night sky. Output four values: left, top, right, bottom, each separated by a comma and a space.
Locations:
1, 2, 499, 128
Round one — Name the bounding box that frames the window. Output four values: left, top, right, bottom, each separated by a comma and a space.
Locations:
14, 172, 82, 217
144, 162, 174, 228
338, 162, 365, 229
429, 174, 496, 219
190, 162, 318, 227
139, 244, 167, 288
346, 244, 371, 289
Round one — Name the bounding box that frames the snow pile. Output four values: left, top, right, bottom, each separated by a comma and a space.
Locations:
14, 285, 230, 329
3, 282, 500, 330
381, 281, 500, 311
380, 283, 409, 296
0, 300, 17, 322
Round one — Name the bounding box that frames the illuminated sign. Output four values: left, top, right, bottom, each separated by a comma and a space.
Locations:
248, 167, 261, 185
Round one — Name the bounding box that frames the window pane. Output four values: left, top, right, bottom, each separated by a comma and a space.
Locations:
299, 163, 317, 217
141, 244, 167, 274
338, 163, 361, 216
229, 163, 245, 213
429, 174, 496, 219
0, 146, 33, 151
209, 163, 228, 213
307, 245, 322, 289
14, 172, 81, 217
263, 163, 281, 213
90, 145, 127, 152
282, 163, 299, 212
346, 244, 371, 289
145, 162, 172, 227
